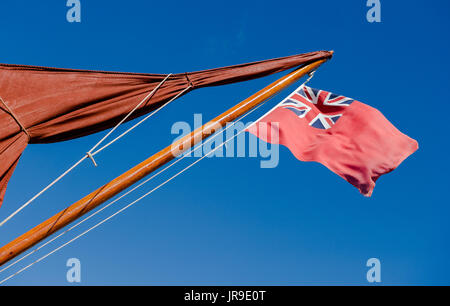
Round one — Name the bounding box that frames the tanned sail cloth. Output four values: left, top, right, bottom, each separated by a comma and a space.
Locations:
0, 51, 332, 207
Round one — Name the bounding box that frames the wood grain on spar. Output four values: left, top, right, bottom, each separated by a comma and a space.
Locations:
0, 56, 331, 266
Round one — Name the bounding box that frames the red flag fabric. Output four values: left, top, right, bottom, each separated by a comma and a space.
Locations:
247, 85, 418, 196
0, 51, 333, 207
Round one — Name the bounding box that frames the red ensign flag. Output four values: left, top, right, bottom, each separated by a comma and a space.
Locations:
247, 85, 418, 196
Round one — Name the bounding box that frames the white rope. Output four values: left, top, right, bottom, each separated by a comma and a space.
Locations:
0, 99, 268, 285
0, 97, 266, 276
91, 86, 190, 157
0, 75, 187, 227
0, 72, 315, 285
88, 74, 173, 156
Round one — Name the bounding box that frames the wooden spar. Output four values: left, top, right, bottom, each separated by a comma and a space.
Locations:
0, 55, 331, 266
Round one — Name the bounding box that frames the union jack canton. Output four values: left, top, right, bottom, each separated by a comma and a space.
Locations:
279, 85, 354, 129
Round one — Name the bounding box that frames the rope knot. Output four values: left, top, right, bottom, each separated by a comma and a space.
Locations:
86, 152, 98, 167
184, 72, 195, 88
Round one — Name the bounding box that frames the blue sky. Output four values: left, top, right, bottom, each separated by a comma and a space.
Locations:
0, 0, 449, 285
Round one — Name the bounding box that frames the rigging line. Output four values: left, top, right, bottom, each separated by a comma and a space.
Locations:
0, 72, 315, 284
0, 100, 269, 285
87, 74, 173, 156
91, 85, 191, 157
0, 96, 31, 140
0, 98, 266, 276
0, 75, 182, 227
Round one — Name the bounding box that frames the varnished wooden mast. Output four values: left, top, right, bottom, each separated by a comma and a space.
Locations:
0, 55, 331, 266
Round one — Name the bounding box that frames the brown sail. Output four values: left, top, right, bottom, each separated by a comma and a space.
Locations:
0, 50, 332, 207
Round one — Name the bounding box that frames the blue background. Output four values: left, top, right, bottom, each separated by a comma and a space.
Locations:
0, 0, 448, 285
